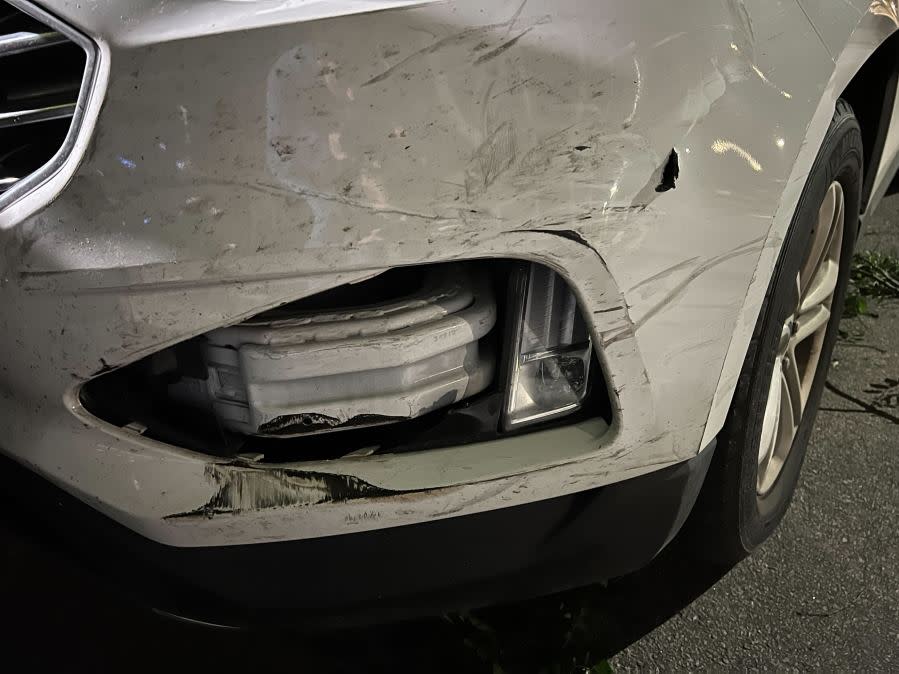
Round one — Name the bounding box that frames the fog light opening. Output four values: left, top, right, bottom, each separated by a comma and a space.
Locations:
503, 263, 594, 430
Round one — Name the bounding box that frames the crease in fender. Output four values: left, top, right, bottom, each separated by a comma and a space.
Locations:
628, 255, 702, 293
634, 234, 767, 330
794, 0, 835, 61
514, 227, 607, 261
504, 229, 640, 355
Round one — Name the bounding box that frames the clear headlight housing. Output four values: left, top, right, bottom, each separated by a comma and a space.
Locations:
504, 263, 593, 429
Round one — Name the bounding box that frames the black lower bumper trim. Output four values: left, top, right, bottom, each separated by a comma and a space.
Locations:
0, 441, 714, 629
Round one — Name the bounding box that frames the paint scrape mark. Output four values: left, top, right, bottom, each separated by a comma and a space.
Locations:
516, 228, 605, 260
465, 121, 517, 198
623, 56, 641, 128
750, 64, 792, 99
362, 1, 537, 86
164, 462, 401, 519
504, 0, 529, 36
259, 412, 401, 435
474, 27, 532, 65
328, 132, 347, 160
634, 234, 766, 329
178, 104, 191, 144
729, 41, 792, 98
491, 77, 534, 99
651, 31, 687, 48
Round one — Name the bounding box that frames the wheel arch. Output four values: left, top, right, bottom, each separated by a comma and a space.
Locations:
699, 8, 899, 449
840, 29, 899, 213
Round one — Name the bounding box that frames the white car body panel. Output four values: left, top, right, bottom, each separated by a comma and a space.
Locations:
0, 0, 895, 547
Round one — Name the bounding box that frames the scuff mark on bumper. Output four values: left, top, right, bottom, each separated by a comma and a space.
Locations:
165, 461, 403, 519
515, 227, 607, 259
258, 412, 405, 436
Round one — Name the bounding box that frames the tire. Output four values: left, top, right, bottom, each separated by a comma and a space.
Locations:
697, 99, 863, 560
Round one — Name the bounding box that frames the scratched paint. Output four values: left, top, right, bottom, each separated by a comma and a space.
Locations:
165, 462, 400, 519
0, 0, 895, 547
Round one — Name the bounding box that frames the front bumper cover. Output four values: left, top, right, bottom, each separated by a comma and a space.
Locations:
1, 440, 715, 628
0, 0, 839, 551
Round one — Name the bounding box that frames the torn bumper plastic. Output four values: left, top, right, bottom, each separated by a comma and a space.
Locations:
0, 440, 715, 627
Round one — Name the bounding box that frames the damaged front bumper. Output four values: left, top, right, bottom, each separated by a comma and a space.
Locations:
0, 0, 835, 573
0, 441, 715, 626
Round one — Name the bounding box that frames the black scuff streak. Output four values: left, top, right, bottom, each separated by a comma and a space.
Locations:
573, 145, 590, 151
362, 29, 487, 86
655, 149, 679, 192
474, 28, 533, 65
94, 358, 114, 376
600, 327, 634, 347
515, 228, 604, 260
503, 0, 530, 36
362, 1, 534, 88
164, 461, 404, 520
259, 412, 404, 436
490, 77, 534, 99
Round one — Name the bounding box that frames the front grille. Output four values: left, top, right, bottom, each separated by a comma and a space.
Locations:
0, 1, 92, 208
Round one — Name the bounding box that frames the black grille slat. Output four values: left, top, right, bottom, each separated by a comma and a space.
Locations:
0, 103, 76, 129
0, 5, 43, 33
0, 29, 66, 57
0, 1, 88, 202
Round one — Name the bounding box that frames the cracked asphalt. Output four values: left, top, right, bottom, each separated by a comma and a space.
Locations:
613, 197, 899, 671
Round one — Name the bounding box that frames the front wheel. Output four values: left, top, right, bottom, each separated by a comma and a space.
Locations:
700, 99, 862, 559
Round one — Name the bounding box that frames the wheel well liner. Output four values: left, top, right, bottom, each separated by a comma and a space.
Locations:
840, 30, 899, 211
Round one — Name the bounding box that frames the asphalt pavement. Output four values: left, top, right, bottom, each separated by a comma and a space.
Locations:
613, 197, 899, 670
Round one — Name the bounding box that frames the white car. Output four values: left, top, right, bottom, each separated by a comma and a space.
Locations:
1, 0, 897, 626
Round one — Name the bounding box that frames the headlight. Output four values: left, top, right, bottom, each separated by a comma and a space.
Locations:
503, 263, 593, 429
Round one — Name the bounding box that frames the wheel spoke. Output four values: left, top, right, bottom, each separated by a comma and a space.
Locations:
800, 259, 839, 313
792, 304, 831, 346
777, 321, 792, 356
825, 184, 844, 254
782, 347, 803, 430
758, 362, 782, 468
800, 182, 843, 297
779, 372, 796, 441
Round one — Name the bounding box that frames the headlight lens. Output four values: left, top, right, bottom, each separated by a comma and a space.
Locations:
503, 263, 593, 429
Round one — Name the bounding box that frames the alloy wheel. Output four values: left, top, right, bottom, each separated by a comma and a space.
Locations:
756, 181, 845, 494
